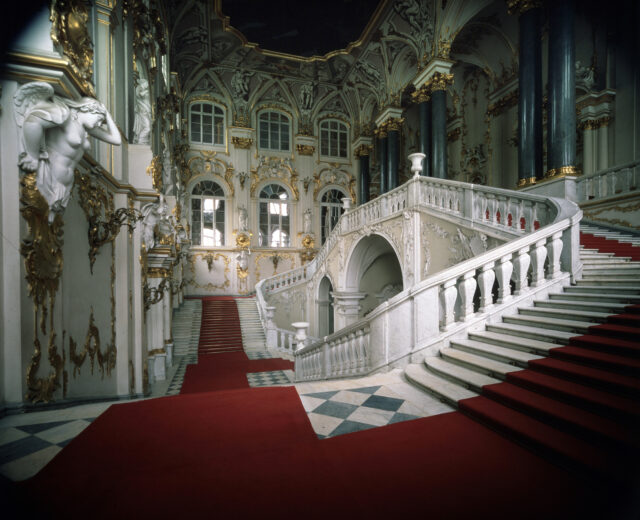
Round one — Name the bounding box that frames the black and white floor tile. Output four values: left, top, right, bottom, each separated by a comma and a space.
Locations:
246, 370, 294, 387
299, 385, 425, 439
245, 350, 274, 360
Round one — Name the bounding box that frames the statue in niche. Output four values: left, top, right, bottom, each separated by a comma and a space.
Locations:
303, 208, 312, 234
141, 194, 172, 250
238, 205, 248, 232
133, 75, 151, 144
231, 70, 253, 101
14, 82, 121, 222
575, 61, 595, 91
299, 83, 314, 110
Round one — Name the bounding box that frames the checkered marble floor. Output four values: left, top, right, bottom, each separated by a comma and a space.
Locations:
300, 385, 425, 438
247, 370, 294, 387
165, 300, 202, 396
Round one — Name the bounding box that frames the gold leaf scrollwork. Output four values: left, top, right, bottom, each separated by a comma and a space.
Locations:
144, 276, 169, 312
68, 308, 115, 378
147, 155, 163, 193
21, 172, 65, 403
50, 0, 95, 96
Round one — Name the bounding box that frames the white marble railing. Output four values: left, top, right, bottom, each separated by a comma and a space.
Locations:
254, 174, 581, 382
577, 160, 640, 202
296, 197, 581, 381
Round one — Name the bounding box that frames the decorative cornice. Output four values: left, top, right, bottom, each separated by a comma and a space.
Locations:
296, 144, 315, 156
232, 137, 253, 149
147, 267, 170, 278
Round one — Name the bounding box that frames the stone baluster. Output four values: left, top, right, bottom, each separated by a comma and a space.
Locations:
458, 270, 478, 321
496, 195, 506, 227
512, 247, 531, 295
440, 279, 458, 330
478, 262, 496, 312
530, 239, 548, 286
355, 329, 365, 371
546, 231, 564, 279
496, 254, 514, 303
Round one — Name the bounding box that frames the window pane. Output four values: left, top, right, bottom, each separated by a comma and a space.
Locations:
203, 104, 212, 113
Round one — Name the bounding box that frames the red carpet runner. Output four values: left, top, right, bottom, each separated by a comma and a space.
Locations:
15, 289, 639, 518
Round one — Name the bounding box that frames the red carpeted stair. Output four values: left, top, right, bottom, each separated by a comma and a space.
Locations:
197, 297, 245, 354
580, 232, 640, 261
457, 232, 640, 484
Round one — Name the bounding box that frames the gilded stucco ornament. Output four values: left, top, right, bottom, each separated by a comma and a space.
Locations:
147, 154, 163, 193
50, 0, 95, 95
296, 144, 315, 156
232, 137, 253, 149
20, 171, 65, 403
75, 172, 143, 272
14, 82, 121, 223
144, 277, 169, 312
68, 308, 116, 378
141, 195, 175, 250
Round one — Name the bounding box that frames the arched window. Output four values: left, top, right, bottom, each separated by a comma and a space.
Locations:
320, 189, 346, 244
191, 180, 225, 246
259, 184, 290, 247
258, 111, 290, 151
320, 120, 348, 158
190, 102, 224, 145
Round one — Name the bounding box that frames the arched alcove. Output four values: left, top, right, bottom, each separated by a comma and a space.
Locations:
345, 234, 403, 318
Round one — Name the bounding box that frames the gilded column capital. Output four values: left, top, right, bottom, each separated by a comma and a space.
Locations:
232, 137, 253, 149
296, 144, 315, 156
506, 0, 543, 15
385, 117, 404, 132
354, 144, 373, 157
411, 85, 431, 104
374, 126, 388, 139
426, 72, 454, 92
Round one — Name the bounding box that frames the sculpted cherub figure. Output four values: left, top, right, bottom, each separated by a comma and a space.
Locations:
14, 82, 121, 222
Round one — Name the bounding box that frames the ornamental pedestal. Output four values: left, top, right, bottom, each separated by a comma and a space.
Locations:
331, 292, 367, 330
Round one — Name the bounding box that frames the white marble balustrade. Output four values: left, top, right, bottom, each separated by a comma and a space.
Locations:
576, 160, 639, 202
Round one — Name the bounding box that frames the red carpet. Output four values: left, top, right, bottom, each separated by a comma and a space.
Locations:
580, 232, 640, 261
12, 293, 640, 518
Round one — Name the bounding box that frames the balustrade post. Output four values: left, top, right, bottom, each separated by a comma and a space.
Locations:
530, 239, 548, 286
478, 262, 496, 312
496, 254, 514, 303
547, 231, 564, 279
458, 270, 478, 321
323, 342, 329, 379
265, 306, 277, 349
355, 329, 365, 371
440, 280, 458, 330
512, 247, 531, 295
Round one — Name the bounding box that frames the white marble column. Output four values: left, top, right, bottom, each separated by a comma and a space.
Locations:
331, 292, 367, 330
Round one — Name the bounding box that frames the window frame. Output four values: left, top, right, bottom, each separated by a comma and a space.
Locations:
319, 188, 347, 244
258, 110, 291, 152
258, 183, 292, 248
190, 180, 226, 247
319, 119, 349, 159
189, 101, 225, 147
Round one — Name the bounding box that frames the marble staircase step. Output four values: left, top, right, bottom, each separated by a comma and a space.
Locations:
404, 364, 477, 407
550, 292, 640, 304
451, 337, 544, 365
485, 322, 574, 345
533, 298, 629, 314
440, 347, 520, 379
425, 356, 500, 392
503, 314, 595, 334
563, 285, 640, 295
518, 306, 610, 323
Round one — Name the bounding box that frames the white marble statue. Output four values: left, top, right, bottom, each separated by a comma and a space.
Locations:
14, 82, 121, 222
303, 208, 312, 234
133, 76, 151, 144
238, 205, 248, 232
575, 61, 595, 92
299, 83, 314, 111
236, 249, 249, 271
141, 194, 171, 250
231, 70, 253, 101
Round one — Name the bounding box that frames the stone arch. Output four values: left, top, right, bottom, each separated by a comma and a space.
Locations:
317, 275, 335, 338
342, 233, 403, 321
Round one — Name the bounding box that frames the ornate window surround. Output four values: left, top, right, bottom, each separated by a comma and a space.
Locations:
319, 118, 349, 160
188, 178, 228, 247
188, 100, 226, 149
257, 182, 292, 248
257, 109, 292, 153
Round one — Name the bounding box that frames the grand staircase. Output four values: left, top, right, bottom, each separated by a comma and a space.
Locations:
235, 297, 268, 352
405, 225, 640, 482
198, 297, 244, 354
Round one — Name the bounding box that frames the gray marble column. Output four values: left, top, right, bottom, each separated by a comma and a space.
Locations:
431, 89, 447, 179
419, 100, 432, 176
359, 152, 370, 204
518, 6, 543, 185
378, 133, 388, 194
387, 129, 399, 190
547, 0, 576, 177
